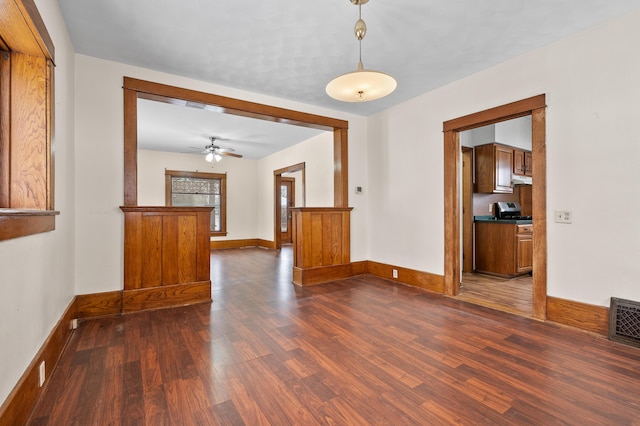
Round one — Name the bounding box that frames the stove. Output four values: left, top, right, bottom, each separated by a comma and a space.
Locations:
494, 202, 531, 220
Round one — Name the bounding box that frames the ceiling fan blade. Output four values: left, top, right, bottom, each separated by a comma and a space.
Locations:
220, 151, 243, 158
217, 147, 235, 152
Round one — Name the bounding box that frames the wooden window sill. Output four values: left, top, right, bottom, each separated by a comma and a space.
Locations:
0, 209, 59, 241
211, 231, 228, 237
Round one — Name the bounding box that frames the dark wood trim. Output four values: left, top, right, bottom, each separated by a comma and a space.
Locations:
531, 107, 548, 319
366, 261, 445, 293
76, 291, 123, 318
122, 281, 212, 313
211, 238, 259, 250
547, 296, 609, 336
0, 296, 76, 426
273, 162, 305, 250
274, 173, 282, 249
443, 129, 460, 296
293, 264, 354, 286
15, 0, 54, 61
334, 128, 349, 208
122, 77, 347, 212
257, 239, 277, 250
0, 210, 58, 240
351, 260, 368, 275
443, 94, 546, 132
165, 169, 227, 234
443, 95, 548, 320
123, 87, 138, 206
0, 50, 9, 207
124, 77, 347, 131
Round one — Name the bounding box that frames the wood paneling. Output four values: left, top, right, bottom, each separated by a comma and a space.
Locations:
547, 296, 609, 336
293, 264, 354, 286
121, 206, 212, 309
211, 239, 261, 250
9, 52, 48, 209
0, 297, 75, 426
291, 207, 352, 285
0, 0, 57, 240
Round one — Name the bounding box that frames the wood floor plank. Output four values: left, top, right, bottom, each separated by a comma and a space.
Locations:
26, 247, 640, 425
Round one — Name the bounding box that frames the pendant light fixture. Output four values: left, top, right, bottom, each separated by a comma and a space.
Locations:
326, 0, 397, 102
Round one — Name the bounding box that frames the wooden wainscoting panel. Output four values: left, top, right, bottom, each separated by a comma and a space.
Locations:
0, 297, 76, 426
121, 281, 211, 313
367, 261, 445, 293
547, 296, 609, 336
75, 291, 123, 318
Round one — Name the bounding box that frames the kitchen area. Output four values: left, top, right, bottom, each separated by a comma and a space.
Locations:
459, 117, 534, 316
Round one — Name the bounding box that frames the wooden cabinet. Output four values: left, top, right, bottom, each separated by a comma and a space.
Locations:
475, 143, 513, 193
519, 185, 532, 216
475, 221, 533, 277
516, 224, 533, 273
513, 148, 533, 177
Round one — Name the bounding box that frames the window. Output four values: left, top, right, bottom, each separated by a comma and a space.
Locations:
0, 0, 57, 241
165, 170, 226, 236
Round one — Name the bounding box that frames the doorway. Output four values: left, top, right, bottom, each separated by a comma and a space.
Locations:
273, 162, 305, 250
280, 177, 295, 244
443, 95, 547, 320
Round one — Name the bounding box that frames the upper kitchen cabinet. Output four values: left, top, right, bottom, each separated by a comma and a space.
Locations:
475, 143, 513, 193
513, 148, 533, 177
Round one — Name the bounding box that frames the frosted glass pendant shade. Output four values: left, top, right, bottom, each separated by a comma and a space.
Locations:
326, 66, 397, 102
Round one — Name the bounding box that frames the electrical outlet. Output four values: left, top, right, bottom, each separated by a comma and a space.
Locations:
38, 361, 45, 387
355, 186, 363, 194
555, 210, 572, 224
71, 318, 78, 330
489, 203, 493, 213
392, 269, 398, 279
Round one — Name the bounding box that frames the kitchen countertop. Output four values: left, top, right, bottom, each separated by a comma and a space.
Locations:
474, 215, 533, 225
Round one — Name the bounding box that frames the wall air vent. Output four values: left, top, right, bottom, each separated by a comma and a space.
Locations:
609, 297, 640, 348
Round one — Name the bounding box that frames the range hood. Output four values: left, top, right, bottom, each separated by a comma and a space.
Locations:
512, 175, 532, 185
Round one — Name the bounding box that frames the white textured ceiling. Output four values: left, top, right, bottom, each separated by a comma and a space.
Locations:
58, 0, 640, 157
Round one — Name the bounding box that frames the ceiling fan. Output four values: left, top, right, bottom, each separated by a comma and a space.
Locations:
200, 137, 243, 162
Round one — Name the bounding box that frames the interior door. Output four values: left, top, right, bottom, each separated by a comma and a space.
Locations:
280, 178, 295, 244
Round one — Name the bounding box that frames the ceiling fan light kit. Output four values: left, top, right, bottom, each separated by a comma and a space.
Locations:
326, 0, 397, 103
203, 136, 243, 162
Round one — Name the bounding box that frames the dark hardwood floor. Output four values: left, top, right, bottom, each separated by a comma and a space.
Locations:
28, 247, 640, 425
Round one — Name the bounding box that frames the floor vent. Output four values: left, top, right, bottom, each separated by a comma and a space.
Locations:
609, 297, 640, 348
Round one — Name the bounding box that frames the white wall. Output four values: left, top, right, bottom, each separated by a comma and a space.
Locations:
256, 132, 334, 241
495, 117, 532, 150
138, 150, 259, 240
74, 55, 369, 295
0, 0, 76, 406
367, 9, 640, 306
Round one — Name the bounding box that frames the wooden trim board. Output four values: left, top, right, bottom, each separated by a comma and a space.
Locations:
365, 261, 445, 293
547, 296, 609, 336
122, 281, 211, 313
210, 239, 276, 250
0, 297, 77, 426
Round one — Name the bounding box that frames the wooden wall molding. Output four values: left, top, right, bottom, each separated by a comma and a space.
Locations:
75, 290, 122, 318
210, 238, 277, 250
293, 264, 355, 286
0, 297, 76, 426
122, 281, 211, 313
547, 296, 609, 336
365, 261, 445, 293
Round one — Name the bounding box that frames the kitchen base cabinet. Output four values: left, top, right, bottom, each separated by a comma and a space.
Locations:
475, 221, 533, 277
